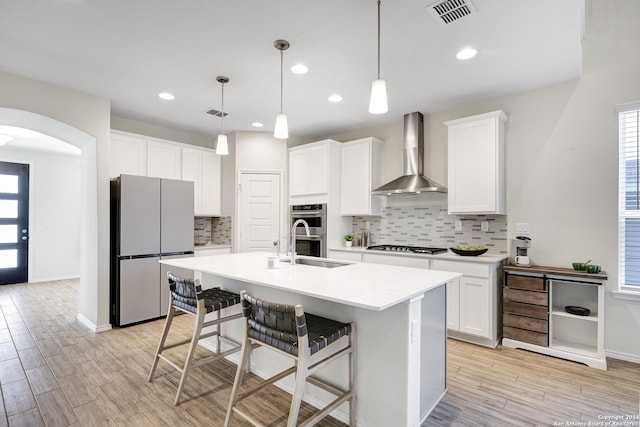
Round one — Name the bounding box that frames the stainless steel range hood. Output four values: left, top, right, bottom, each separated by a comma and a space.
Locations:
372, 112, 447, 195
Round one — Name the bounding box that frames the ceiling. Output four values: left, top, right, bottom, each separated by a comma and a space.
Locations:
0, 0, 584, 141
0, 126, 81, 156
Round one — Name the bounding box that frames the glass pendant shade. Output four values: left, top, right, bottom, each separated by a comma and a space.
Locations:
369, 79, 388, 114
216, 134, 229, 155
274, 113, 288, 139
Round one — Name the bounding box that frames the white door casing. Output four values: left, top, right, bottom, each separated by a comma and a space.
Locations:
237, 172, 282, 253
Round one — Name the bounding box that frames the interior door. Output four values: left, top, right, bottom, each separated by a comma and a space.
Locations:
0, 161, 29, 285
238, 172, 282, 253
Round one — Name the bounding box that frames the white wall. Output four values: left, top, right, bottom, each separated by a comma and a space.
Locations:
0, 70, 111, 331
325, 0, 640, 360
111, 115, 214, 149
0, 147, 81, 281
221, 131, 288, 252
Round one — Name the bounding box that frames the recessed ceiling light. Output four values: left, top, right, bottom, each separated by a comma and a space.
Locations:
328, 94, 343, 103
290, 64, 309, 75
252, 122, 264, 128
158, 92, 175, 100
456, 47, 477, 60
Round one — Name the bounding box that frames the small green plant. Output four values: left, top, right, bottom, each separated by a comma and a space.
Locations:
343, 233, 354, 242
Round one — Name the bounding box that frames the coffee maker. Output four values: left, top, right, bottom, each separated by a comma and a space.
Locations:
512, 236, 532, 266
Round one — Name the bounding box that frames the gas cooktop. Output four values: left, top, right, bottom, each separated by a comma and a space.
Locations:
366, 245, 448, 255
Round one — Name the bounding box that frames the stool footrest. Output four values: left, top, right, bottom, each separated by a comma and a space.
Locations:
237, 365, 297, 402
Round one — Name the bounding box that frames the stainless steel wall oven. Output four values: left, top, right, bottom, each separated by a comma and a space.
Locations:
290, 204, 327, 258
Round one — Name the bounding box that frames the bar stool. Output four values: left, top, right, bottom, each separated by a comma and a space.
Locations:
148, 272, 242, 405
225, 290, 356, 427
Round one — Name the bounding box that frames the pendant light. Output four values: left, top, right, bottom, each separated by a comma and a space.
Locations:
216, 76, 229, 155
274, 39, 290, 139
369, 0, 388, 114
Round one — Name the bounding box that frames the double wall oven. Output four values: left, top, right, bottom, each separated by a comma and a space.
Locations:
290, 204, 326, 258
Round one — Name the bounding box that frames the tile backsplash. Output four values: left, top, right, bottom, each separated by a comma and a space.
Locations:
194, 216, 232, 246
353, 206, 508, 254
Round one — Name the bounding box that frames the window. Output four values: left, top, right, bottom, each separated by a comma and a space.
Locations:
618, 101, 640, 295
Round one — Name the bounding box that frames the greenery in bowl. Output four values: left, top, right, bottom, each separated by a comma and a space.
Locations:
343, 233, 354, 242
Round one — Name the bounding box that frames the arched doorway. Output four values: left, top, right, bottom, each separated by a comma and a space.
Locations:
0, 108, 104, 331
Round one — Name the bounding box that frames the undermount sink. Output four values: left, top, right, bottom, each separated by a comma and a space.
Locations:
282, 258, 350, 268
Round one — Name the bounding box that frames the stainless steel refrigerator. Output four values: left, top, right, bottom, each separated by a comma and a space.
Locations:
110, 174, 194, 326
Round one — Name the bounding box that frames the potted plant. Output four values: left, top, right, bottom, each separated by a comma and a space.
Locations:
343, 233, 354, 247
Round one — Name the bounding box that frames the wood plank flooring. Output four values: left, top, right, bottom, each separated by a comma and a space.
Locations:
0, 279, 638, 426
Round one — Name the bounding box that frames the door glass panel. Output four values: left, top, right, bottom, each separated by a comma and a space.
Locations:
0, 174, 19, 194
0, 225, 17, 243
0, 249, 17, 268
0, 200, 18, 218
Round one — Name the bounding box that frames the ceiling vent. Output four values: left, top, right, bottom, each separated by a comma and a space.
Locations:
206, 109, 228, 118
426, 0, 477, 26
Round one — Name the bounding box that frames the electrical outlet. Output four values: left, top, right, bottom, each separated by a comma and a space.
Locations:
481, 221, 489, 232
516, 223, 530, 234
455, 220, 463, 231
365, 221, 371, 230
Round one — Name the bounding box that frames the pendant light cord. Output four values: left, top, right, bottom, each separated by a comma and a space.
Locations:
377, 0, 381, 79
280, 49, 284, 114
220, 82, 225, 134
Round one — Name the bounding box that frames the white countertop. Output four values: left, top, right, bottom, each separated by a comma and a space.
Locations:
330, 246, 508, 264
160, 252, 461, 311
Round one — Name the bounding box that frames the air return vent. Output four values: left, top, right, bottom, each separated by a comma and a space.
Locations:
426, 0, 477, 26
206, 109, 228, 117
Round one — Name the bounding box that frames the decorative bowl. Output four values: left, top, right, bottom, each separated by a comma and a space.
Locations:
565, 305, 590, 316
450, 247, 488, 257
585, 265, 601, 274
572, 262, 585, 271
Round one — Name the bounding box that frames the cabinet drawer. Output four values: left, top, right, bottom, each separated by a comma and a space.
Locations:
431, 260, 490, 278
503, 313, 547, 333
504, 326, 548, 347
503, 287, 548, 306
503, 301, 548, 319
506, 275, 546, 292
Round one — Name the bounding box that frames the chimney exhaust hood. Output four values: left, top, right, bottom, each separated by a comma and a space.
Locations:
372, 112, 447, 196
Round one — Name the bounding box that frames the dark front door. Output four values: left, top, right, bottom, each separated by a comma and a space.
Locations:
0, 161, 29, 285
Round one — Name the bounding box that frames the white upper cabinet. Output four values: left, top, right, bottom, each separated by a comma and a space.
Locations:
182, 147, 221, 217
147, 140, 182, 180
110, 131, 147, 178
340, 137, 383, 216
289, 140, 340, 202
445, 110, 507, 214
201, 151, 221, 216
111, 130, 221, 216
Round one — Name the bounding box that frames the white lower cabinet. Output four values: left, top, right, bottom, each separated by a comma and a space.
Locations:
362, 253, 429, 268
432, 259, 501, 348
446, 279, 460, 331
194, 246, 231, 257
458, 276, 490, 338
328, 250, 363, 262
330, 249, 503, 348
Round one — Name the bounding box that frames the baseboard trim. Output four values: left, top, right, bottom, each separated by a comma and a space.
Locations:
605, 349, 640, 364
76, 313, 112, 333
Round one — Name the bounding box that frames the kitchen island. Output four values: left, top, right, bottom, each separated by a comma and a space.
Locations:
160, 252, 461, 426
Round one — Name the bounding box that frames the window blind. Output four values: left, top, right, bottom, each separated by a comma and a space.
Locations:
618, 102, 640, 290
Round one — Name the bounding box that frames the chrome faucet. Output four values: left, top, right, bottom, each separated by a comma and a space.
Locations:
290, 219, 310, 265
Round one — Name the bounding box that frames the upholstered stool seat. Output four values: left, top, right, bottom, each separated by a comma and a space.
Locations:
225, 290, 356, 427
148, 272, 242, 405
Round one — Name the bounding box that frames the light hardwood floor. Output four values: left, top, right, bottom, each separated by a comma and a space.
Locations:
0, 279, 638, 426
